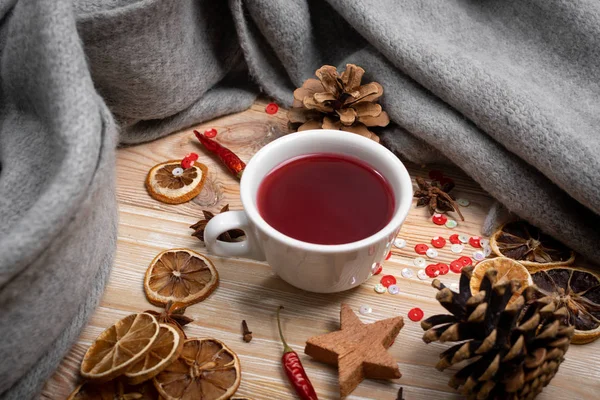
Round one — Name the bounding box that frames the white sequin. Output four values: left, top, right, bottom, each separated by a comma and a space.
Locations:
457, 198, 470, 207
374, 284, 387, 294
172, 167, 184, 177
458, 234, 469, 243
394, 238, 407, 249
473, 251, 485, 261
451, 244, 464, 254
417, 269, 429, 280
359, 305, 372, 315
445, 219, 458, 229
426, 248, 439, 258
480, 239, 490, 248
401, 268, 414, 279
483, 245, 492, 257
388, 285, 400, 295
413, 257, 427, 268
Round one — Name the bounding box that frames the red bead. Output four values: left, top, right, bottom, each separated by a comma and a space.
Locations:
459, 256, 473, 267
449, 234, 461, 244
373, 264, 383, 275
437, 263, 449, 275
204, 128, 218, 138
385, 251, 392, 261
414, 244, 429, 255
432, 214, 448, 225
181, 157, 195, 169
425, 264, 440, 278
380, 275, 397, 287
185, 152, 199, 161
430, 236, 446, 248
439, 177, 454, 186
450, 260, 463, 273
469, 236, 481, 248
428, 170, 444, 181
408, 308, 424, 322
265, 102, 279, 114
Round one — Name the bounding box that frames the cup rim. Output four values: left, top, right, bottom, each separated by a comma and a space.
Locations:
240, 130, 413, 252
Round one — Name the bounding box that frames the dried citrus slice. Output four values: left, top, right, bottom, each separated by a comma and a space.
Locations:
146, 160, 208, 204
67, 380, 159, 400
470, 257, 532, 304
144, 248, 219, 307
81, 313, 160, 382
153, 338, 241, 400
490, 221, 575, 269
125, 323, 185, 385
531, 267, 600, 344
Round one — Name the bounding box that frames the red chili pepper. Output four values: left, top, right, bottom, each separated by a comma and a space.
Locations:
277, 306, 319, 400
193, 130, 246, 179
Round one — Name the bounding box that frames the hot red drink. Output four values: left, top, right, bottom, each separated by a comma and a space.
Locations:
257, 153, 394, 245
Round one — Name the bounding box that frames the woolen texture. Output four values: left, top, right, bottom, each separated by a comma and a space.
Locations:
1, 0, 599, 398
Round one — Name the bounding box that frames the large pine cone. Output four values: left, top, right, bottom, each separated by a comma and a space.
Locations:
288, 64, 390, 142
422, 266, 574, 400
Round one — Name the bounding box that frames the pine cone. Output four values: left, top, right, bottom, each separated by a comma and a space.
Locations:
422, 266, 574, 400
288, 64, 390, 142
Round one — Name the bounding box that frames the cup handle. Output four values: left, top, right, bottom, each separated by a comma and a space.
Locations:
204, 210, 266, 261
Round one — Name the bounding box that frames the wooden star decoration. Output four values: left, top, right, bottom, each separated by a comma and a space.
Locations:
304, 304, 404, 398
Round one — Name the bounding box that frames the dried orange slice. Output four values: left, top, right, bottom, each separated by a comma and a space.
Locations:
67, 380, 159, 400
125, 323, 185, 385
146, 160, 208, 204
153, 338, 241, 400
470, 257, 532, 304
81, 313, 160, 382
144, 248, 219, 307
490, 221, 575, 270
531, 267, 600, 344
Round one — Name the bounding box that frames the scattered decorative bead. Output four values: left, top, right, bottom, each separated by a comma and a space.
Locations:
385, 251, 392, 261
414, 244, 429, 255
172, 167, 184, 177
204, 128, 217, 138
432, 213, 448, 225
181, 153, 198, 169
456, 198, 470, 207
431, 236, 446, 248
265, 102, 279, 114
458, 234, 469, 243
372, 263, 383, 275
380, 275, 397, 288
401, 268, 414, 279
408, 307, 424, 322
458, 256, 473, 267
393, 238, 407, 249
428, 170, 444, 181
450, 260, 463, 273
445, 219, 458, 229
374, 283, 387, 294
425, 264, 440, 278
469, 236, 482, 248
426, 248, 439, 259
417, 269, 428, 280
450, 244, 464, 253
437, 263, 449, 275
480, 239, 490, 248
483, 245, 492, 257
449, 234, 461, 244
359, 305, 372, 315
413, 257, 427, 268
473, 251, 485, 261
388, 285, 400, 295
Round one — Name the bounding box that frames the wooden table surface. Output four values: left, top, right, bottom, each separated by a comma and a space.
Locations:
42, 100, 600, 400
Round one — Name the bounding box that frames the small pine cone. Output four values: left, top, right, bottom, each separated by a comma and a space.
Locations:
287, 64, 390, 142
421, 266, 574, 400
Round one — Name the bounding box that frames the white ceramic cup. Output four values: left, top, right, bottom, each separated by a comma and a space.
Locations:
204, 130, 413, 293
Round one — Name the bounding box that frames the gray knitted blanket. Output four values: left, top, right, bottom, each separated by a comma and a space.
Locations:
1, 0, 599, 398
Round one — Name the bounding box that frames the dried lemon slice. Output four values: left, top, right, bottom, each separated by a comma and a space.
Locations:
470, 257, 532, 304
153, 338, 241, 400
67, 380, 159, 400
144, 248, 219, 307
146, 160, 208, 204
490, 221, 575, 270
531, 267, 600, 344
80, 313, 159, 382
125, 323, 185, 385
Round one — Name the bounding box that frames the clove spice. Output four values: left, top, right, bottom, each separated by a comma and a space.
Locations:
396, 387, 405, 400
242, 320, 252, 342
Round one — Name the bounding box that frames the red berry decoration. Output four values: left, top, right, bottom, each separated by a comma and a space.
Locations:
430, 236, 446, 248
458, 256, 473, 267
450, 260, 463, 273
414, 244, 429, 255
380, 275, 397, 287
425, 264, 440, 278
469, 236, 481, 248
408, 307, 424, 322
265, 102, 279, 114
437, 263, 449, 275
204, 128, 218, 138
449, 234, 461, 244
432, 213, 448, 225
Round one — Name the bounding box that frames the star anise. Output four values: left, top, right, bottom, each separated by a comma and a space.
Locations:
145, 301, 193, 335
414, 177, 464, 221
190, 204, 246, 242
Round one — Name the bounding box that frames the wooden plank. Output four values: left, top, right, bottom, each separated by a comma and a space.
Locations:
42, 100, 600, 399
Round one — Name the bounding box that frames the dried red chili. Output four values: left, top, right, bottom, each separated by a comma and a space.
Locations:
193, 130, 246, 179
277, 306, 319, 400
